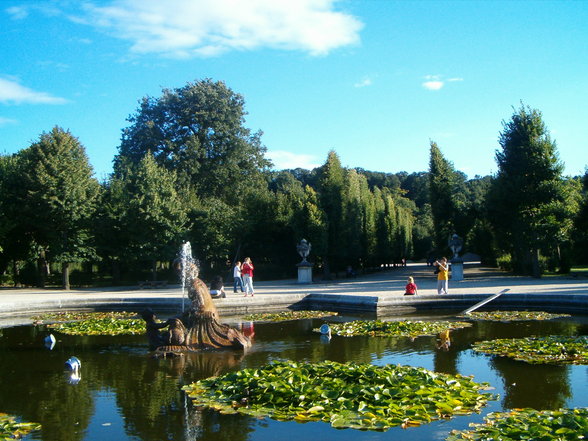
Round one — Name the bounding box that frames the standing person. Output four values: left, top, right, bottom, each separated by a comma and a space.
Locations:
434, 257, 449, 295
241, 257, 254, 297
404, 276, 418, 295
233, 261, 244, 293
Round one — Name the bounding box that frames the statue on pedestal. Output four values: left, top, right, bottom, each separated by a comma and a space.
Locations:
296, 239, 312, 263
449, 234, 463, 259
296, 239, 313, 283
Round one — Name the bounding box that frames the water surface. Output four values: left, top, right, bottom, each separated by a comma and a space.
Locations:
0, 312, 586, 441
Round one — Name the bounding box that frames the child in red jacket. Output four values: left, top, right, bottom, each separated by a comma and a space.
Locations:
404, 276, 418, 295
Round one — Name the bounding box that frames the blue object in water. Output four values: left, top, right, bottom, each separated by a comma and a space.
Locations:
65, 356, 81, 371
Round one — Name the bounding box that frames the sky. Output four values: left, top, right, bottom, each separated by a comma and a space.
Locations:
1, 0, 587, 181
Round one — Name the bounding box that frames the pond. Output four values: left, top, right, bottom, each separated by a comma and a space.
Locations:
0, 312, 586, 441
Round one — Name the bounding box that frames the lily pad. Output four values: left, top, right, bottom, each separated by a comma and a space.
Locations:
0, 413, 41, 440
446, 407, 588, 440
472, 335, 588, 365
460, 310, 571, 322
183, 360, 496, 431
243, 310, 338, 322
323, 320, 471, 338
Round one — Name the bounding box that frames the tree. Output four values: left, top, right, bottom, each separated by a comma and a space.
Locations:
115, 78, 271, 205
19, 127, 99, 289
317, 150, 345, 277
428, 141, 459, 253
104, 153, 188, 281
572, 170, 588, 264
488, 104, 569, 277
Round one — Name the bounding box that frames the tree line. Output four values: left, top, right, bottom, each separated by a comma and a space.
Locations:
0, 79, 586, 288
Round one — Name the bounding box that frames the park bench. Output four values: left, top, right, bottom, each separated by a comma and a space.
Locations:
138, 280, 168, 289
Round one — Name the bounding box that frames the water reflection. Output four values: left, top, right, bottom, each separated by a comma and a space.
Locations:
0, 315, 586, 441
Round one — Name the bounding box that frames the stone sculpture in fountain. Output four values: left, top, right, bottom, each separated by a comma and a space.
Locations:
142, 242, 251, 354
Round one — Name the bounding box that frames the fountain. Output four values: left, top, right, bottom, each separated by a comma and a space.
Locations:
142, 242, 251, 353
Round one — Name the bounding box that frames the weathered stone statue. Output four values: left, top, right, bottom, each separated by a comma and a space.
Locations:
449, 234, 463, 259
296, 239, 311, 263
142, 261, 251, 353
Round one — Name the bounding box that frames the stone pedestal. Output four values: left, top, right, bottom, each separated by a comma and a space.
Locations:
451, 258, 464, 282
297, 262, 313, 284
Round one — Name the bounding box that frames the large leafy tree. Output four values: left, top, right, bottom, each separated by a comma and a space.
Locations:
19, 127, 99, 289
488, 104, 569, 276
115, 78, 271, 204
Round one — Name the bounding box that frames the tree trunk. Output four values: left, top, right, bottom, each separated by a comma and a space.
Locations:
12, 260, 21, 288
112, 261, 121, 284
37, 248, 47, 288
62, 262, 70, 290
531, 248, 541, 279
152, 259, 158, 281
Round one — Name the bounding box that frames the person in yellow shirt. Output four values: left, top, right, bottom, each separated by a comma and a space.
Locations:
434, 257, 449, 295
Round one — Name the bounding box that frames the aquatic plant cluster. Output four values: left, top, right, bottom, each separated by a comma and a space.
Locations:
32, 311, 137, 323
183, 360, 496, 431
33, 311, 144, 336
47, 317, 145, 336
462, 310, 572, 322
446, 408, 588, 441
243, 310, 338, 322
324, 320, 472, 337
0, 413, 41, 440
472, 335, 588, 365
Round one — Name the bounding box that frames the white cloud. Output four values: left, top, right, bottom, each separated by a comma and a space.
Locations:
267, 150, 321, 170
0, 78, 68, 104
83, 0, 363, 57
422, 74, 464, 90
5, 6, 29, 19
0, 117, 18, 126
354, 77, 372, 88
422, 80, 444, 90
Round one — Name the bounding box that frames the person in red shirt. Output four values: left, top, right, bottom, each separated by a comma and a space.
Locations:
241, 257, 255, 296
404, 276, 418, 295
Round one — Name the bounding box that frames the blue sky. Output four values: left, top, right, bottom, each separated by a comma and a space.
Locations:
1, 0, 587, 181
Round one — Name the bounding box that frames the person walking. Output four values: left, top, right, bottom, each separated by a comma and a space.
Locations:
233, 261, 244, 293
242, 257, 255, 297
434, 257, 449, 295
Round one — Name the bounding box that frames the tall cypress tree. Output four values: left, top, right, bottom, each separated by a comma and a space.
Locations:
428, 141, 458, 253
317, 150, 345, 277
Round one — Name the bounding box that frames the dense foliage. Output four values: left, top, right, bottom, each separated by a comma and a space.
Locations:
183, 360, 496, 431
0, 79, 586, 287
446, 408, 588, 441
472, 335, 588, 364
488, 104, 574, 276
325, 320, 472, 337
